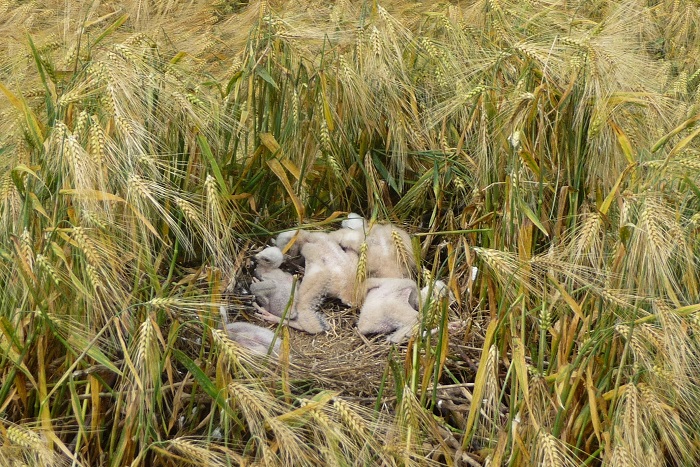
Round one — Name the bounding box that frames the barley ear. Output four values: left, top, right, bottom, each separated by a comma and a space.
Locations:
391, 229, 412, 278
354, 241, 368, 305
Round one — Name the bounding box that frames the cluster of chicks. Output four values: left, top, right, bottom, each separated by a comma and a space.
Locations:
225, 214, 451, 356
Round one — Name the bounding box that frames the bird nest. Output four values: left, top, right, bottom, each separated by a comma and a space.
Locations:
214, 224, 488, 423
225, 269, 486, 403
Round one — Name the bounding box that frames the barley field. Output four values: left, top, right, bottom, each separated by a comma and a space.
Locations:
1, 0, 699, 465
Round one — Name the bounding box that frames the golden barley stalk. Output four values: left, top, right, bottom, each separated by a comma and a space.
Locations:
332, 398, 367, 438
599, 288, 631, 308
338, 54, 354, 82
135, 315, 154, 368
73, 110, 89, 136
89, 116, 106, 168
615, 325, 645, 361
0, 172, 14, 201
474, 247, 519, 281
53, 120, 81, 167
308, 407, 333, 431
86, 60, 108, 81
370, 26, 382, 56
398, 385, 418, 432
115, 115, 134, 136
538, 432, 565, 466
377, 6, 395, 37
391, 229, 411, 276
261, 445, 279, 466
72, 226, 100, 265
228, 382, 269, 417
147, 297, 185, 310
7, 425, 43, 449
211, 328, 242, 368
85, 263, 102, 292
638, 383, 665, 418
81, 209, 108, 229
419, 36, 438, 58
636, 324, 663, 351
319, 115, 331, 151
355, 27, 364, 59
168, 438, 214, 464
482, 345, 500, 420
113, 43, 138, 63
36, 254, 61, 285
266, 417, 301, 457
175, 196, 201, 225
609, 443, 635, 467
538, 305, 551, 331
7, 424, 57, 464
19, 228, 34, 270
318, 444, 341, 467
227, 55, 243, 77
204, 175, 221, 216
66, 132, 92, 178
514, 42, 544, 63
53, 121, 69, 143
57, 88, 82, 108
574, 212, 602, 259
124, 32, 150, 46
423, 293, 440, 328
354, 242, 368, 304
325, 152, 343, 180
639, 202, 667, 258
172, 90, 195, 111
98, 91, 116, 116
127, 174, 149, 201
650, 363, 674, 383
291, 89, 299, 126
689, 313, 700, 336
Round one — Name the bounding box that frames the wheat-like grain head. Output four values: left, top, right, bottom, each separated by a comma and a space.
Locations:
391, 228, 413, 278
167, 438, 222, 466
567, 211, 604, 268
5, 423, 59, 466
332, 397, 368, 440
354, 241, 368, 305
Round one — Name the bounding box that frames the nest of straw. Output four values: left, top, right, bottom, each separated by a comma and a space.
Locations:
226, 274, 485, 404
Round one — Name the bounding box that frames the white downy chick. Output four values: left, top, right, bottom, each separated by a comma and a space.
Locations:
335, 213, 416, 278
249, 246, 297, 319
224, 322, 281, 357
356, 278, 420, 343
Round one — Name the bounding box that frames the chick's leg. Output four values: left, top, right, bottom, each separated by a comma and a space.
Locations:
293, 269, 327, 316
253, 303, 311, 332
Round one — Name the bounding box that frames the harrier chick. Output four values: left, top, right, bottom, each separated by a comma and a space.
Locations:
250, 246, 329, 334
275, 228, 359, 333
357, 278, 420, 343
277, 229, 360, 307
357, 279, 451, 343
249, 246, 297, 320
335, 213, 416, 279
225, 322, 281, 357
